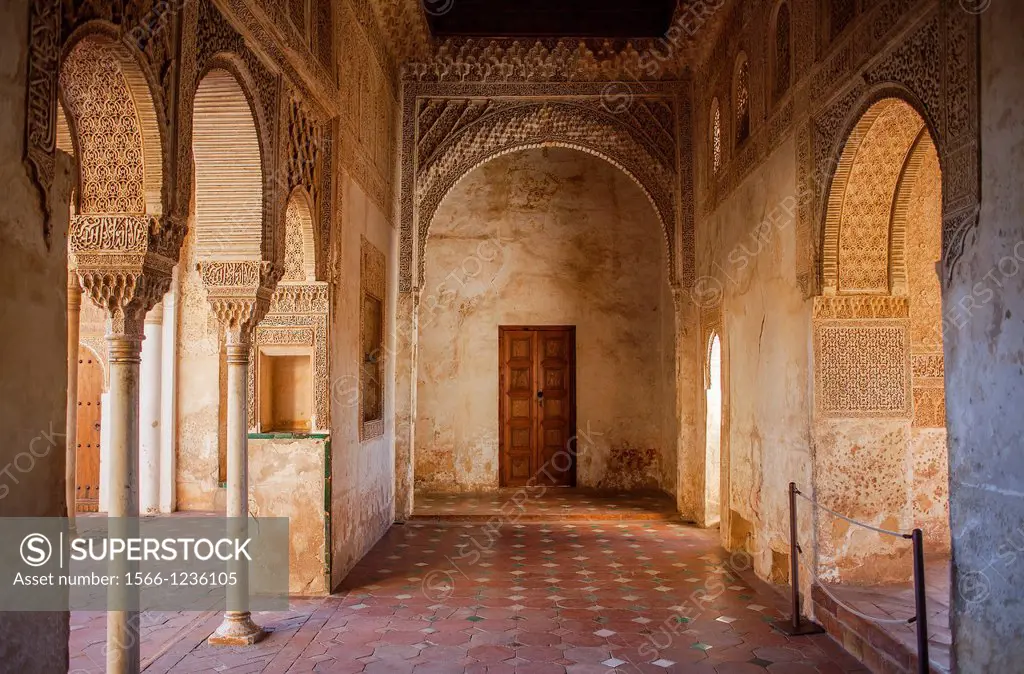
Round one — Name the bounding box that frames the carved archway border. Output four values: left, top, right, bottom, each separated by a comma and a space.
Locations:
406, 99, 679, 292
61, 22, 171, 219
797, 5, 979, 294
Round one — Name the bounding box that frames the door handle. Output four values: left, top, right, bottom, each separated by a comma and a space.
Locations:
537, 390, 543, 404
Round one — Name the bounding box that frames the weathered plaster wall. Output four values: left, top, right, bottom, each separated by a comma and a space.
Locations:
695, 136, 812, 580
947, 4, 1024, 671
415, 148, 676, 494
175, 226, 224, 511
0, 0, 71, 667
329, 174, 397, 589
249, 437, 327, 594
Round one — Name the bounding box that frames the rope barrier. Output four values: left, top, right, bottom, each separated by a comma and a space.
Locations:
795, 553, 917, 626
794, 489, 912, 539
783, 482, 930, 674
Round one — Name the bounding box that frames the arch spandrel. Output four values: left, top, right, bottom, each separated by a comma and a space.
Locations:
410, 100, 679, 291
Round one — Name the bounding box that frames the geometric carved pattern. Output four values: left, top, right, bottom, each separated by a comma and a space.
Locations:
282, 193, 316, 282
59, 39, 148, 215
812, 295, 909, 320
814, 320, 911, 418
402, 37, 690, 83
711, 98, 722, 175
832, 99, 926, 293
406, 97, 678, 291
912, 386, 945, 428
24, 0, 61, 244
690, 0, 980, 295
734, 54, 750, 146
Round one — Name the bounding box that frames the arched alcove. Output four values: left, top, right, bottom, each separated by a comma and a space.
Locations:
413, 146, 678, 496
812, 96, 949, 583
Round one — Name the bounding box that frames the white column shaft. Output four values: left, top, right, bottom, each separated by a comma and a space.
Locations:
140, 305, 163, 514
105, 333, 142, 674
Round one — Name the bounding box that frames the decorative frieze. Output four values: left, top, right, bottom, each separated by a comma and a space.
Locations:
813, 295, 910, 320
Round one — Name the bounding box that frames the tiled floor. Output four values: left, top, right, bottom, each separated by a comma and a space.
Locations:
76, 519, 868, 673
411, 489, 680, 522
824, 559, 951, 673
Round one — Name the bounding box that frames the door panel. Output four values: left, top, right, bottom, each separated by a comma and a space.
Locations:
537, 330, 574, 486
501, 331, 536, 486
76, 348, 102, 512
499, 327, 576, 487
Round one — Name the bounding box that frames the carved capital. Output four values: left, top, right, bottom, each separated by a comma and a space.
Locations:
198, 261, 277, 345
77, 268, 172, 339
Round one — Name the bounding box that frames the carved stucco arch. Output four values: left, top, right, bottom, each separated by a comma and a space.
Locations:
191, 58, 269, 262
59, 27, 166, 218
803, 11, 979, 292
282, 186, 318, 282
820, 96, 931, 295
410, 101, 678, 291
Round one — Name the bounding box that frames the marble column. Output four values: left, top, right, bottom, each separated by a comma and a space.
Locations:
66, 270, 82, 533
72, 210, 185, 674
208, 337, 265, 645
105, 328, 144, 674
199, 261, 274, 647
140, 302, 163, 514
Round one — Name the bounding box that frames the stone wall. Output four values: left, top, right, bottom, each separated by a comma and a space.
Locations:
695, 135, 812, 578
0, 0, 72, 668
415, 148, 677, 494
328, 174, 397, 589
947, 3, 1024, 671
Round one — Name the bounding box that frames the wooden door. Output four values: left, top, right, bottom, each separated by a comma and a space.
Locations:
499, 327, 576, 487
76, 348, 102, 512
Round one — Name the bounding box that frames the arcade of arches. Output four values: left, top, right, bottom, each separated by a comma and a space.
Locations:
0, 0, 1022, 673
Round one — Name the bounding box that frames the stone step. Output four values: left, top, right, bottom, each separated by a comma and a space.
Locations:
813, 583, 949, 674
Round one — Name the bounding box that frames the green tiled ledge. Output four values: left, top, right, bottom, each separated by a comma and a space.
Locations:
248, 432, 331, 440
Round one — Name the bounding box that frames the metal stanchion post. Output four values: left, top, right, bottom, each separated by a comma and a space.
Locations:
912, 529, 930, 674
773, 482, 824, 636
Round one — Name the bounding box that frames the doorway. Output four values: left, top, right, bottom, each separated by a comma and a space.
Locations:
76, 346, 102, 512
499, 326, 576, 487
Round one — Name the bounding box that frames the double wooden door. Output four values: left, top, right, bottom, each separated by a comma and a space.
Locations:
499, 326, 576, 487
76, 347, 102, 512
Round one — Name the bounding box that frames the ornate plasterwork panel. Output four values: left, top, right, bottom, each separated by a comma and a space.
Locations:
833, 99, 925, 294
24, 0, 61, 244
813, 320, 912, 418
60, 38, 147, 215
360, 236, 386, 441
338, 0, 399, 219
403, 38, 691, 83
247, 283, 330, 431
695, 0, 978, 292
812, 295, 909, 320
404, 92, 680, 292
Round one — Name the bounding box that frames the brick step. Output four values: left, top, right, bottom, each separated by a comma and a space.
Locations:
812, 583, 948, 674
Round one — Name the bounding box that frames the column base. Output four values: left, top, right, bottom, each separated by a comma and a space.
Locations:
208, 612, 267, 646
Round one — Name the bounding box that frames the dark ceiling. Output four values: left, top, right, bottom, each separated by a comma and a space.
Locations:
423, 0, 678, 39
